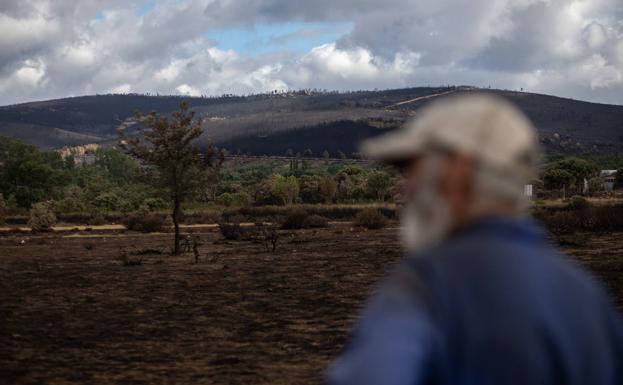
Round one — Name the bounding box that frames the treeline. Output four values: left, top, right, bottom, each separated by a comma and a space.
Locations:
2, 134, 623, 218
212, 160, 399, 208
0, 135, 401, 215
0, 136, 167, 214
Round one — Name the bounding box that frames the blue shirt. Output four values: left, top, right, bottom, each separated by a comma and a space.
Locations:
327, 217, 623, 385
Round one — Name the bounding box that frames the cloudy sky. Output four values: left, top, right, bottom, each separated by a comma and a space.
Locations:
1, 0, 622, 106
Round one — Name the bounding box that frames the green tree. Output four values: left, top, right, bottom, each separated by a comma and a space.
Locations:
120, 101, 220, 254
543, 157, 598, 193
299, 175, 322, 203
542, 168, 573, 191
335, 173, 353, 202
318, 175, 337, 203
93, 148, 139, 185
0, 136, 71, 207
93, 192, 124, 212
56, 185, 88, 213
271, 174, 300, 205
366, 171, 392, 201
216, 192, 234, 207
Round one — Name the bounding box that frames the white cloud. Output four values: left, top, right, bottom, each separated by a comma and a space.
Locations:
0, 0, 622, 105
582, 55, 622, 89
0, 58, 46, 92
176, 83, 201, 96
0, 5, 61, 56
302, 43, 379, 79
584, 22, 608, 50
61, 43, 97, 67
109, 83, 131, 93
155, 60, 185, 82
280, 43, 423, 90
15, 59, 46, 87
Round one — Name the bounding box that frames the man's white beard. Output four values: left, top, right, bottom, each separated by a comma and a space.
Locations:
400, 159, 452, 254
400, 191, 452, 254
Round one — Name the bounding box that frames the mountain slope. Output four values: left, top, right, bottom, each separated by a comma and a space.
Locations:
0, 87, 621, 155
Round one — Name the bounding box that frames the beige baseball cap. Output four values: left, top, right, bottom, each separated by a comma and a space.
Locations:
360, 93, 540, 180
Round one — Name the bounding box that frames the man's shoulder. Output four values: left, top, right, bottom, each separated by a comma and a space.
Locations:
407, 217, 555, 267
401, 218, 614, 313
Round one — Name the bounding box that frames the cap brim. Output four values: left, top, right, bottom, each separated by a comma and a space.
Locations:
360, 131, 425, 165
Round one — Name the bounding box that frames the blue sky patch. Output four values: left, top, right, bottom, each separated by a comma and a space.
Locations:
137, 0, 157, 16
208, 21, 352, 56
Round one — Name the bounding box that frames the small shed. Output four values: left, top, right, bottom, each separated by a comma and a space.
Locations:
601, 170, 618, 192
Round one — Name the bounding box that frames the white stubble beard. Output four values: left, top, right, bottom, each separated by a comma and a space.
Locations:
399, 157, 453, 254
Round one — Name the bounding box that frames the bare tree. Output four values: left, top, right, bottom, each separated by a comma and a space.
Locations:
120, 101, 222, 254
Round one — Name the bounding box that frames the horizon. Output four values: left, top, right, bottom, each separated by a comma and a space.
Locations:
1, 1, 622, 106
3, 85, 623, 109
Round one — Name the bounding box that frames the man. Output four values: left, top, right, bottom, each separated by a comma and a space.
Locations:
326, 94, 623, 385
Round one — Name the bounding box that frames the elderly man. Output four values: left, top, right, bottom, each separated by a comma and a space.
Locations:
326, 94, 623, 385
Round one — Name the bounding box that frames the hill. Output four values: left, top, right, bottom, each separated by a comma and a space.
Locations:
1, 87, 622, 156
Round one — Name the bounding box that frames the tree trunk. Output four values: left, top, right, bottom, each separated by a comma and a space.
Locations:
173, 194, 181, 255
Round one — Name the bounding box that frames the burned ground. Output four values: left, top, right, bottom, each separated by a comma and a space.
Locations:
0, 225, 621, 384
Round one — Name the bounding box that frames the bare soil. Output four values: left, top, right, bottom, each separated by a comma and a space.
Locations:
0, 225, 621, 385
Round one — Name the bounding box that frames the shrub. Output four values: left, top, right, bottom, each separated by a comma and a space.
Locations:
216, 192, 235, 207
233, 192, 252, 206
56, 197, 87, 213
305, 214, 328, 228
218, 214, 246, 240
354, 208, 388, 229
93, 192, 122, 211
217, 192, 252, 207
188, 211, 221, 224
534, 209, 577, 235
219, 222, 242, 240
117, 199, 135, 213
28, 201, 57, 232
568, 195, 589, 210
279, 209, 330, 229
87, 213, 107, 226
58, 185, 87, 212
143, 197, 168, 210
219, 222, 243, 240
280, 209, 309, 229
534, 204, 623, 234
122, 213, 165, 232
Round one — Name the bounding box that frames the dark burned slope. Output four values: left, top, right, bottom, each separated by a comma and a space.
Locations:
1, 87, 622, 155
0, 94, 229, 149
221, 120, 383, 156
